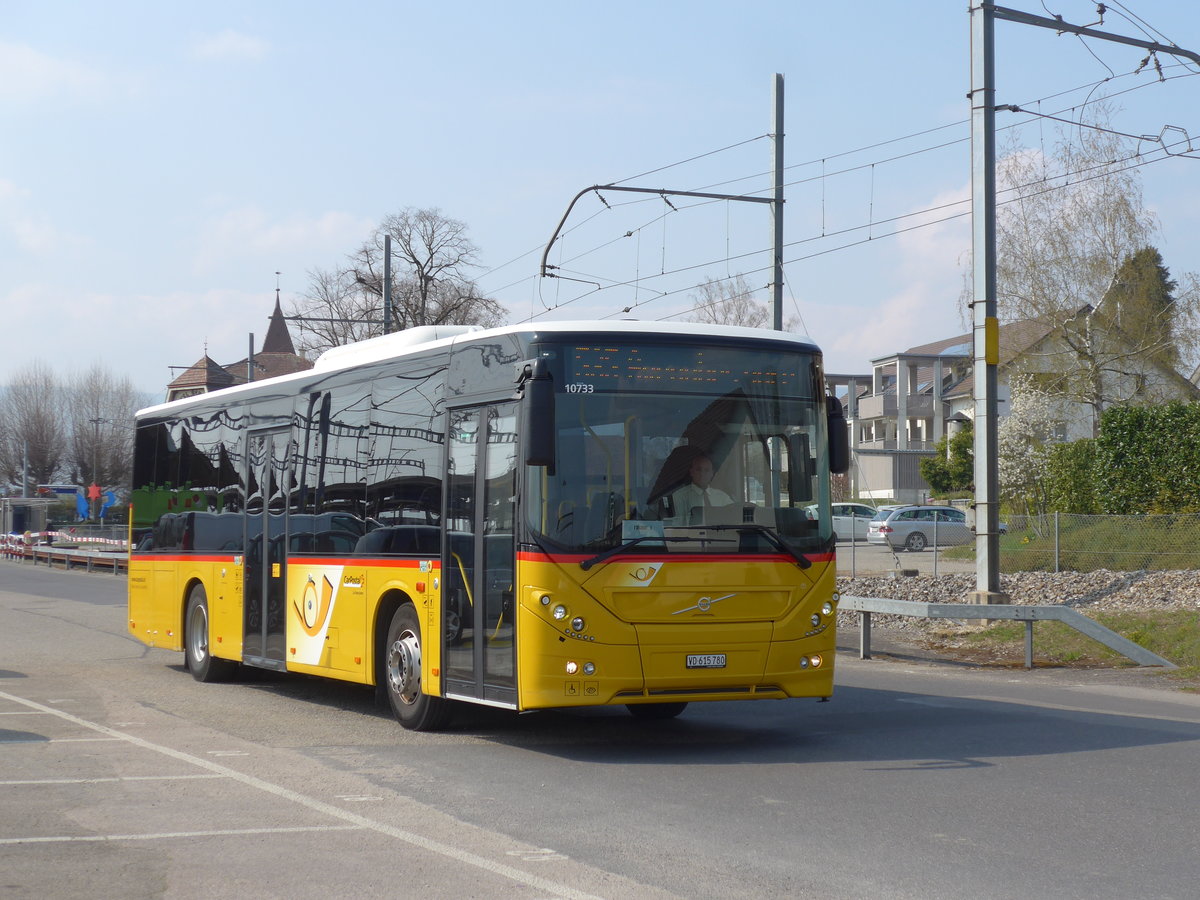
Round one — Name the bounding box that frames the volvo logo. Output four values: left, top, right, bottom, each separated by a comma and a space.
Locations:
672, 593, 735, 615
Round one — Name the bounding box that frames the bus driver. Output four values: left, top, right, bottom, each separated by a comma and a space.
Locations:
670, 452, 731, 522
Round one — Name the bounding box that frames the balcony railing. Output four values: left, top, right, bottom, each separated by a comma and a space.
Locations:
854, 394, 942, 420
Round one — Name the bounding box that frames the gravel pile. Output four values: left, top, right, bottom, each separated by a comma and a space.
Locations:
835, 569, 1200, 633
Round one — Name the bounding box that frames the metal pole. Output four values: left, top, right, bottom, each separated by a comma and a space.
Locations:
771, 73, 785, 332
247, 333, 255, 383
92, 418, 99, 522
1054, 510, 1060, 573
933, 512, 939, 579
969, 2, 1004, 603
850, 514, 857, 578
383, 234, 393, 334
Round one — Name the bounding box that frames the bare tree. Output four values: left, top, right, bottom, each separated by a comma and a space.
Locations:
685, 275, 771, 328
289, 266, 376, 357
65, 364, 141, 494
965, 103, 1200, 433
289, 208, 506, 355
0, 361, 66, 492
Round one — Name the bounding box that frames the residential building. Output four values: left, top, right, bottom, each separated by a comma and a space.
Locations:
837, 308, 1200, 503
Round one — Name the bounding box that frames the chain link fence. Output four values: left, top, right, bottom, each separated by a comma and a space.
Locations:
1000, 513, 1199, 573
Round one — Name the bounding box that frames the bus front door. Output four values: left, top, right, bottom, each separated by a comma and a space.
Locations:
442, 402, 518, 708
243, 427, 289, 670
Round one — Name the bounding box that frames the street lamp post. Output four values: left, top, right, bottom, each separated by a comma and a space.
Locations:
88, 416, 111, 523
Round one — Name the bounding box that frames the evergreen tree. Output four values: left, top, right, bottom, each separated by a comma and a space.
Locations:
1098, 247, 1179, 368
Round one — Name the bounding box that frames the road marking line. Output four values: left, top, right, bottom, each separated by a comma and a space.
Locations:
0, 688, 607, 900
0, 737, 123, 744
0, 825, 364, 845
0, 774, 226, 786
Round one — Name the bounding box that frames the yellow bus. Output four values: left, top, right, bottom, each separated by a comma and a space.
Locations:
128, 321, 849, 730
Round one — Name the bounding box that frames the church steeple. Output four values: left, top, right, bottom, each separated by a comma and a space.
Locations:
262, 287, 297, 355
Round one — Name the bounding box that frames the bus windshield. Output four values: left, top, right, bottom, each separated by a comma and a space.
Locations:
526, 339, 833, 556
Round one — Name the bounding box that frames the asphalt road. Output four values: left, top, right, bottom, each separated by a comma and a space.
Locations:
2, 560, 1199, 899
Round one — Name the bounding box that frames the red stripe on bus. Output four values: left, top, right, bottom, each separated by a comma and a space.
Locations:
517, 550, 834, 565
129, 554, 237, 564
288, 557, 433, 568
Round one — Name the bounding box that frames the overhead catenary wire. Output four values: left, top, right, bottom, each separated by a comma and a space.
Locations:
537, 111, 1197, 318
579, 136, 1191, 323
477, 58, 1197, 300
509, 35, 1199, 322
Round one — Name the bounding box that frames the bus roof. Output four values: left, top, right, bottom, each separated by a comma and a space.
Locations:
138, 320, 822, 418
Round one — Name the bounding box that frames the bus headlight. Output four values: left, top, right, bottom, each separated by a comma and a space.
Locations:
552, 605, 567, 620
811, 613, 821, 626
540, 594, 552, 606
799, 657, 810, 669
822, 601, 834, 615
582, 662, 595, 675
571, 617, 585, 632
810, 655, 823, 668
566, 661, 578, 674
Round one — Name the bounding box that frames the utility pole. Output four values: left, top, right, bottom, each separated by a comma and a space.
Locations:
967, 2, 1200, 604
771, 73, 785, 332
383, 234, 393, 334
968, 3, 1002, 604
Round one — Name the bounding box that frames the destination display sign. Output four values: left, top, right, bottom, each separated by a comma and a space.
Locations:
562, 343, 808, 394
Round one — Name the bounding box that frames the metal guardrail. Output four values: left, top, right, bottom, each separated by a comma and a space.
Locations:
840, 594, 1177, 670
2, 540, 128, 575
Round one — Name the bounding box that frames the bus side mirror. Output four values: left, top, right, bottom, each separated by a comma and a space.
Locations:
827, 395, 849, 475
521, 358, 555, 467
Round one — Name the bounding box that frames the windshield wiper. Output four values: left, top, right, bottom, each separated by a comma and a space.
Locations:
579, 535, 692, 571
690, 524, 812, 569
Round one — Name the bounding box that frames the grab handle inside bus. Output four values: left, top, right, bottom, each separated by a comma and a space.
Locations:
521, 358, 555, 467
788, 432, 813, 503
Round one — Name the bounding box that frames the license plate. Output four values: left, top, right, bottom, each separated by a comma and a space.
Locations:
686, 653, 726, 669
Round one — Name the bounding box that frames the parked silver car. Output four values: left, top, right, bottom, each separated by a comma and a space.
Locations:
866, 505, 972, 552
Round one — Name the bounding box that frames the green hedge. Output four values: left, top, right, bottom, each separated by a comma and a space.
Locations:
1096, 402, 1200, 513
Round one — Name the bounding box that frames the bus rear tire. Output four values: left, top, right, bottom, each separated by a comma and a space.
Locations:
185, 584, 236, 683
385, 604, 452, 731
626, 702, 688, 720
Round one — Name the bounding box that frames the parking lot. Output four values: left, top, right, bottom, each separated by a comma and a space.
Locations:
834, 538, 975, 578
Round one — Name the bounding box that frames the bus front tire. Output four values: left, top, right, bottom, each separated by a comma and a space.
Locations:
626, 702, 688, 720
185, 585, 236, 683
385, 604, 452, 731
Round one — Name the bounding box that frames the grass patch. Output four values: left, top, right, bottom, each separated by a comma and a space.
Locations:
956, 610, 1200, 676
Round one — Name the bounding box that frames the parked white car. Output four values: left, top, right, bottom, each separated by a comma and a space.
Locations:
806, 502, 882, 541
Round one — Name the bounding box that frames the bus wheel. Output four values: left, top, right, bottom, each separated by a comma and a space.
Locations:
386, 604, 452, 731
185, 584, 236, 683
626, 702, 688, 720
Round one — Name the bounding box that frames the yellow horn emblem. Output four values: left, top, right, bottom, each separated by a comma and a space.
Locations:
295, 575, 334, 636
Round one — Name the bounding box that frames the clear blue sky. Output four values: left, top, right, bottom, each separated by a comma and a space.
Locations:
3, 1, 1199, 396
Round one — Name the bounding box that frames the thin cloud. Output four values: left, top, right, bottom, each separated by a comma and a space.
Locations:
0, 179, 89, 255
0, 41, 109, 103
190, 30, 269, 62
191, 205, 375, 274
2, 284, 280, 395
